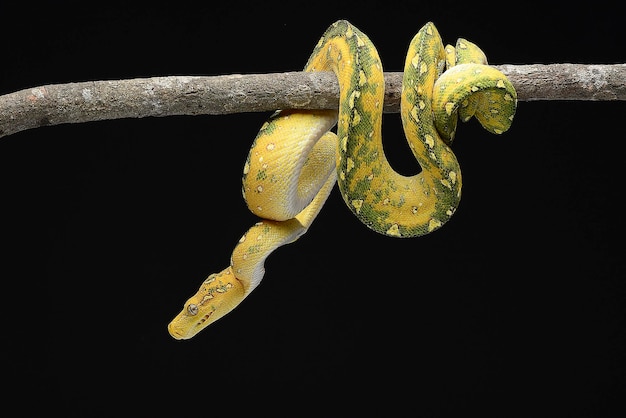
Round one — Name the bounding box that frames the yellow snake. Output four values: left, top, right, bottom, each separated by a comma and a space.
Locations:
168, 20, 517, 340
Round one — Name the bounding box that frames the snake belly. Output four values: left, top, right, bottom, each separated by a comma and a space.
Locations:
168, 20, 517, 339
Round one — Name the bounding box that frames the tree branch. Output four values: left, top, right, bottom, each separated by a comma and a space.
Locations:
1, 64, 624, 139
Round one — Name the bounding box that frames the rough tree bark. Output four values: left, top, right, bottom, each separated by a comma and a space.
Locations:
1, 64, 624, 139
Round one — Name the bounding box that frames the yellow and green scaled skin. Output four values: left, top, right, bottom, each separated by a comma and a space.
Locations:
168, 20, 517, 339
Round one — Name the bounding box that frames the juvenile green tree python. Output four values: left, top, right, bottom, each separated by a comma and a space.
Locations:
168, 20, 516, 339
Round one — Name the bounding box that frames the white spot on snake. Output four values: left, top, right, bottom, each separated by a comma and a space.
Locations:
428, 218, 442, 231
266, 143, 275, 151
412, 206, 418, 214
496, 80, 506, 88
347, 157, 355, 172
352, 110, 361, 125
411, 106, 420, 122
471, 86, 479, 92
445, 102, 456, 115
504, 93, 514, 101
420, 62, 428, 75
424, 134, 434, 148
359, 70, 367, 86
243, 161, 250, 175
386, 224, 401, 236
349, 91, 360, 108
238, 234, 247, 243
341, 136, 348, 152
256, 185, 263, 193
449, 171, 457, 184
419, 100, 426, 110
411, 54, 420, 69
351, 199, 364, 213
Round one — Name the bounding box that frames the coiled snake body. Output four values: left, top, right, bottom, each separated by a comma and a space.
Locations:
168, 20, 516, 339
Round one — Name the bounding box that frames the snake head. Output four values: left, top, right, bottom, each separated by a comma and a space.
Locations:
168, 267, 245, 340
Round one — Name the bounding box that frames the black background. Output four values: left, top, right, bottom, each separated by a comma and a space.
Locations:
2, 1, 625, 416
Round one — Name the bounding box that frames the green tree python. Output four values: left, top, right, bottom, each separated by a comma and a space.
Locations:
168, 20, 517, 339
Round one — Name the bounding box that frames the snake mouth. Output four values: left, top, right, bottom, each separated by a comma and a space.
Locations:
168, 320, 199, 340
168, 311, 214, 340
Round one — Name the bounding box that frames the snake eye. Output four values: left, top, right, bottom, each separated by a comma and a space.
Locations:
187, 304, 199, 316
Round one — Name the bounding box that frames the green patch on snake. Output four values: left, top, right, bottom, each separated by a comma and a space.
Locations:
347, 176, 373, 199
245, 243, 263, 255
370, 188, 384, 204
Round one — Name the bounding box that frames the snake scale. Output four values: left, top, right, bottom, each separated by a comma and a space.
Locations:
168, 20, 517, 339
